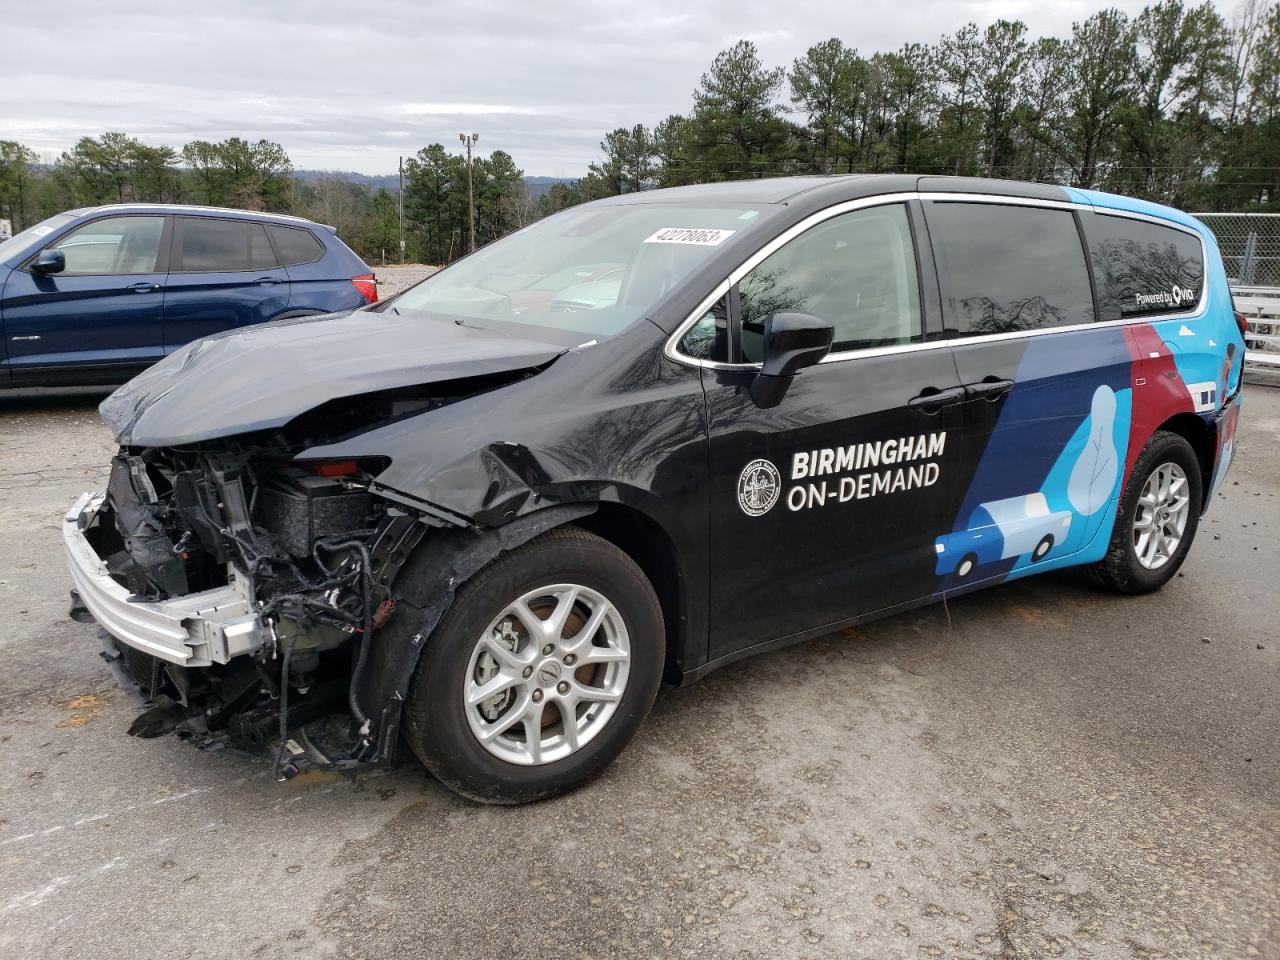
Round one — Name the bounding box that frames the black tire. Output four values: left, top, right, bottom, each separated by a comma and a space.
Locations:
1089, 430, 1203, 595
956, 552, 979, 579
403, 526, 664, 804
1032, 534, 1054, 561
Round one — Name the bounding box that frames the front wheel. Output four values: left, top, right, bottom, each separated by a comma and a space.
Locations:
1089, 430, 1202, 594
403, 527, 664, 804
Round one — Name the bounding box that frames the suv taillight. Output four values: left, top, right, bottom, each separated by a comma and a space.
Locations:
351, 273, 378, 304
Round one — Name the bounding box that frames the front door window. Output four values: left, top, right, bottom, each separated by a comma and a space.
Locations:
51, 216, 164, 275
738, 204, 922, 361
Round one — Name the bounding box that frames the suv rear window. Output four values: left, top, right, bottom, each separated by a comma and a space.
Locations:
267, 225, 325, 266
1088, 214, 1204, 319
175, 218, 277, 272
927, 202, 1096, 335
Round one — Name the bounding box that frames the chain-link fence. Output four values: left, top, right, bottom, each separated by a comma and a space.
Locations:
1193, 212, 1280, 286
1193, 213, 1280, 367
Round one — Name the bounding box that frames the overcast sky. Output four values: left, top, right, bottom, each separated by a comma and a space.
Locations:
4, 0, 1186, 177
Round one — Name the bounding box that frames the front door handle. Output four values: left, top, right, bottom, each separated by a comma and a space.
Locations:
908, 385, 967, 413
255, 276, 280, 286
128, 281, 160, 293
965, 377, 1015, 401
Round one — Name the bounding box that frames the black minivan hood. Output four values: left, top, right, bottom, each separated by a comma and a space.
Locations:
100, 308, 568, 446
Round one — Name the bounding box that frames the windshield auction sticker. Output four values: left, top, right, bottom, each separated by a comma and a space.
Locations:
644, 227, 736, 246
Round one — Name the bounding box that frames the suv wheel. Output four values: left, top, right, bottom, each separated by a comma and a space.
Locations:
403, 527, 664, 804
1090, 430, 1202, 594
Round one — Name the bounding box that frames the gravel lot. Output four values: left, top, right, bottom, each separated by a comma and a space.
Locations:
0, 358, 1276, 958
373, 263, 436, 297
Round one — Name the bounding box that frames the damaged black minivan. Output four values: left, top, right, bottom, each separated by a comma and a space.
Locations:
65, 174, 1239, 803
68, 186, 782, 803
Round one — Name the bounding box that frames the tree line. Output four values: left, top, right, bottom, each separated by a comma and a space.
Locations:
7, 0, 1280, 265
569, 0, 1280, 211
0, 134, 294, 223
0, 132, 533, 264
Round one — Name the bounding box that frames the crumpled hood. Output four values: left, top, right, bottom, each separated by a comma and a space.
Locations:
100, 308, 567, 446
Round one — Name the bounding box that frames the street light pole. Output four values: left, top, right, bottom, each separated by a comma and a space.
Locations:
459, 132, 478, 254
398, 155, 405, 264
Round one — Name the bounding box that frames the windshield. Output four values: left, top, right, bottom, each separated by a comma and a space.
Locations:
0, 213, 78, 262
389, 203, 770, 339
531, 264, 621, 292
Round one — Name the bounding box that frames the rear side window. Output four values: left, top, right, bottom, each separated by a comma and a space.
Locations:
1088, 214, 1204, 319
267, 224, 325, 266
927, 202, 1095, 335
175, 218, 277, 272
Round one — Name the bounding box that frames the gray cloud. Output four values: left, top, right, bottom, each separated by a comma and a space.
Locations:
3, 0, 1164, 175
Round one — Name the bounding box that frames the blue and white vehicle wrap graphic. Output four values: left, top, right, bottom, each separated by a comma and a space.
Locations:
933, 189, 1244, 592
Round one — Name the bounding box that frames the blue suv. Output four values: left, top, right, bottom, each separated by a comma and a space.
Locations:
0, 204, 376, 387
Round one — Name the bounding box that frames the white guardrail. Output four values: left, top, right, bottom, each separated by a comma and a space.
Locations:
1231, 286, 1280, 368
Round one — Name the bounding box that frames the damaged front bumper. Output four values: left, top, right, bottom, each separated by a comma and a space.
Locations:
63, 492, 264, 668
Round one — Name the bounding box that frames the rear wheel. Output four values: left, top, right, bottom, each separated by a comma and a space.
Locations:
1090, 430, 1202, 594
403, 527, 664, 804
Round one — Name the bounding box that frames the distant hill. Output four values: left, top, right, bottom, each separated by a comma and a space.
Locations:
523, 176, 577, 198
293, 170, 401, 191
293, 170, 575, 197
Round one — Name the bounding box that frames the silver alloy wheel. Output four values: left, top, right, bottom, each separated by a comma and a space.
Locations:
1133, 461, 1191, 570
463, 583, 631, 766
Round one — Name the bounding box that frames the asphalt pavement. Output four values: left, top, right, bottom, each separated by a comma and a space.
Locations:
0, 355, 1275, 959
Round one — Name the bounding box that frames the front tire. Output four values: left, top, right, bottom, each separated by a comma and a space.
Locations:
1089, 430, 1202, 594
403, 527, 664, 804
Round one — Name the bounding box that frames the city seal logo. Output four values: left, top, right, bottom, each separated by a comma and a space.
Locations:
737, 458, 781, 516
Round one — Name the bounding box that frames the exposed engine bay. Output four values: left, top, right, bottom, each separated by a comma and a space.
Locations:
63, 287, 640, 793
80, 437, 428, 776
62, 305, 590, 778
73, 372, 542, 775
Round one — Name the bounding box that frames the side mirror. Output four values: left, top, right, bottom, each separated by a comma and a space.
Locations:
31, 249, 65, 275
749, 312, 833, 409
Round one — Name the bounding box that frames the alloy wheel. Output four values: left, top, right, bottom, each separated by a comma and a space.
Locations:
463, 583, 631, 765
1133, 462, 1191, 570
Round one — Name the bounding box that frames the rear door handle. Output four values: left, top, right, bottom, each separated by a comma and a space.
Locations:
964, 378, 1015, 401
255, 276, 280, 286
128, 281, 160, 293
908, 385, 967, 413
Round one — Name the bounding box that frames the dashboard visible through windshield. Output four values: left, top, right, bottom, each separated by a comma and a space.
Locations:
386, 203, 770, 340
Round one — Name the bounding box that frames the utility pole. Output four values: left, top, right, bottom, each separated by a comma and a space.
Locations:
460, 132, 478, 253
398, 156, 405, 264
